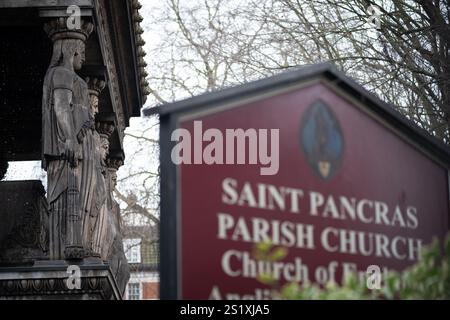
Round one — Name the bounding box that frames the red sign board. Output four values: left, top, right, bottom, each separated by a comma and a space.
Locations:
153, 64, 450, 299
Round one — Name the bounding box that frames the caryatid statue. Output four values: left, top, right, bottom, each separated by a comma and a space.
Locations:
85, 77, 110, 258
84, 79, 115, 259
42, 18, 96, 260
105, 158, 130, 291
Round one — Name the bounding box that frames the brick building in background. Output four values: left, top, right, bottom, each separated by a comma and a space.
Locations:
123, 225, 159, 300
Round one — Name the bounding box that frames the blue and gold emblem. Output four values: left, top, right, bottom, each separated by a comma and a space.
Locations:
300, 100, 344, 180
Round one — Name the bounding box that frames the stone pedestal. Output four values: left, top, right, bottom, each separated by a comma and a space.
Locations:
0, 260, 122, 300
0, 181, 49, 266
0, 180, 126, 300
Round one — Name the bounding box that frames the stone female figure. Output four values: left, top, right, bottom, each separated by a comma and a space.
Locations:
84, 83, 112, 259
42, 21, 97, 259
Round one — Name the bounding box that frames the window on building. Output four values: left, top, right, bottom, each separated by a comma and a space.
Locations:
123, 238, 141, 263
142, 241, 159, 267
127, 283, 140, 300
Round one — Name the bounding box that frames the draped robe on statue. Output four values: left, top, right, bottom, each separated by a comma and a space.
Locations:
42, 66, 102, 259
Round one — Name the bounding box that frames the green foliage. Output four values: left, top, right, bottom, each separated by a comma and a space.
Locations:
254, 234, 450, 300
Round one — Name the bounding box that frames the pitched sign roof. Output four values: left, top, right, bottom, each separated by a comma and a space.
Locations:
146, 63, 450, 299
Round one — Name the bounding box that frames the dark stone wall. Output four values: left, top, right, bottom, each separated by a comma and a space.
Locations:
0, 180, 49, 265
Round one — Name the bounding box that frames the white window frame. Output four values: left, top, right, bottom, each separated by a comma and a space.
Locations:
123, 238, 141, 264
126, 282, 142, 300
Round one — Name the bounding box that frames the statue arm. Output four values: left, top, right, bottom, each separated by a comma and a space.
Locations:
54, 89, 78, 166
52, 69, 78, 166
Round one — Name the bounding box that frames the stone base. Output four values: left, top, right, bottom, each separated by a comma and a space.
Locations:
0, 180, 49, 266
0, 259, 122, 300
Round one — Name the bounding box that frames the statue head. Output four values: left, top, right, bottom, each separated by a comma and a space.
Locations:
106, 159, 123, 190
110, 170, 118, 189
44, 18, 93, 71
106, 167, 118, 191
86, 78, 106, 117
73, 43, 85, 71
99, 134, 110, 162
48, 39, 85, 71
89, 95, 99, 116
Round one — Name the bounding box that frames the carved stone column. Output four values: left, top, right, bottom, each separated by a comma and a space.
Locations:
104, 157, 130, 293
93, 121, 115, 258
85, 77, 112, 258
104, 158, 123, 229
85, 77, 129, 294
42, 17, 94, 260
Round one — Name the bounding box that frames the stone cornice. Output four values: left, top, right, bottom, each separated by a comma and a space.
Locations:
94, 0, 126, 140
